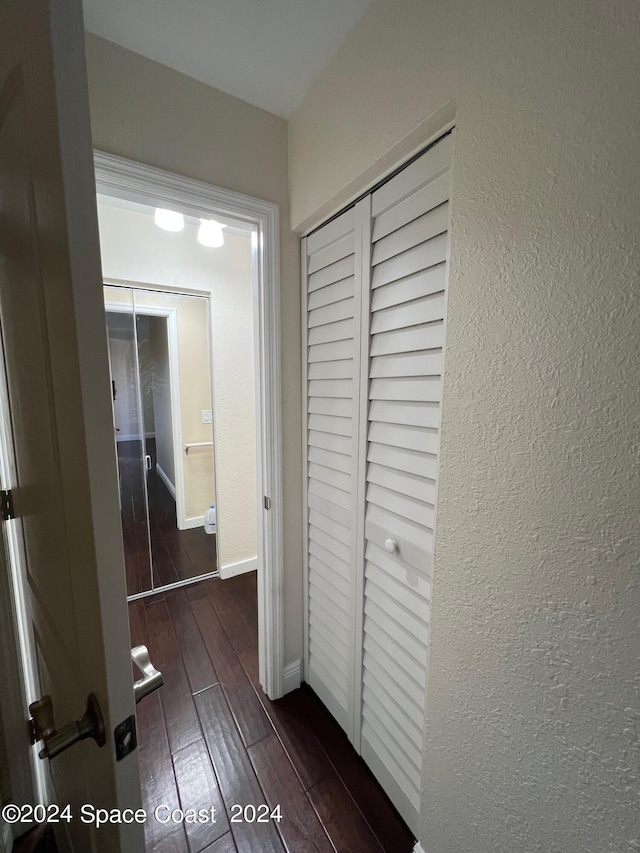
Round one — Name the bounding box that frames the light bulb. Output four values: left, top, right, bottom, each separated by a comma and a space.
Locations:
154, 208, 184, 232
198, 219, 225, 248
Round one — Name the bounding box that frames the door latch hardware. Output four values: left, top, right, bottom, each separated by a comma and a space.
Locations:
1, 489, 15, 521
132, 645, 163, 703
29, 693, 106, 760
264, 495, 271, 510
114, 714, 137, 761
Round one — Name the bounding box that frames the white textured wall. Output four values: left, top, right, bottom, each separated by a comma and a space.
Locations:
86, 33, 302, 662
290, 0, 640, 850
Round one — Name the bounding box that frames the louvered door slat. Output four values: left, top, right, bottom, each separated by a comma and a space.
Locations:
363, 665, 423, 737
371, 233, 448, 289
372, 170, 452, 242
371, 132, 453, 217
308, 396, 352, 418
367, 461, 435, 501
309, 529, 351, 569
363, 633, 425, 709
308, 338, 353, 362
371, 264, 446, 310
308, 255, 355, 291
308, 276, 355, 310
308, 446, 352, 474
308, 359, 353, 380
309, 584, 350, 632
308, 508, 351, 544
308, 413, 352, 437
369, 349, 443, 378
369, 399, 440, 428
367, 442, 438, 480
308, 296, 355, 327
367, 421, 439, 455
370, 292, 446, 334
371, 203, 449, 267
308, 429, 352, 456
309, 597, 350, 644
369, 321, 444, 356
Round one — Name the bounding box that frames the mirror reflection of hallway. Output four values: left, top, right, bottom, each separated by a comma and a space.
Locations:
105, 286, 218, 597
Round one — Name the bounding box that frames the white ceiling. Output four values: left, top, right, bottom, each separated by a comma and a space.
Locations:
82, 0, 372, 118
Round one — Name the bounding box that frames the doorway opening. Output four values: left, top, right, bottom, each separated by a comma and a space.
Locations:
94, 152, 284, 700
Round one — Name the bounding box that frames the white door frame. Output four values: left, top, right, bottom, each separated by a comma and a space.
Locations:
95, 152, 285, 699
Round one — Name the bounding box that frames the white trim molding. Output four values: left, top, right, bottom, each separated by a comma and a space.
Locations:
95, 151, 285, 700
155, 462, 176, 500
220, 555, 258, 580
181, 516, 205, 531
283, 659, 301, 695
413, 842, 426, 853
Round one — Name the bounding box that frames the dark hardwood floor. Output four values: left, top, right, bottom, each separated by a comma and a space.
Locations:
118, 439, 217, 596
130, 573, 415, 852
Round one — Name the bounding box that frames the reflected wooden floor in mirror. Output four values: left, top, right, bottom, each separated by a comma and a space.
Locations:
118, 438, 218, 596
129, 572, 414, 852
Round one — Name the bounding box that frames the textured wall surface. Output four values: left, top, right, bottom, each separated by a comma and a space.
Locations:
290, 0, 640, 850
86, 33, 303, 663
100, 213, 254, 568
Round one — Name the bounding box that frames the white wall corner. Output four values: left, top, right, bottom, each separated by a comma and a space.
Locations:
283, 659, 301, 695
219, 555, 258, 580
413, 841, 426, 853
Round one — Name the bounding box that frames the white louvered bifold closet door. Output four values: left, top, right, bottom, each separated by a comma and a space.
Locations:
303, 206, 363, 735
303, 130, 453, 837
359, 133, 452, 833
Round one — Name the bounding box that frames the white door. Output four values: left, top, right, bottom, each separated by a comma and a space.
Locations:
0, 1, 142, 850
303, 132, 453, 835
302, 205, 367, 739
360, 133, 452, 834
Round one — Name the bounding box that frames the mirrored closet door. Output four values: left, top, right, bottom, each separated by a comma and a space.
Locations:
104, 284, 218, 598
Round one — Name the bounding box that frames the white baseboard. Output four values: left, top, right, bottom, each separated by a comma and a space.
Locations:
413, 842, 426, 853
219, 556, 257, 580
283, 659, 301, 695
178, 515, 205, 531
155, 462, 176, 499
116, 432, 156, 442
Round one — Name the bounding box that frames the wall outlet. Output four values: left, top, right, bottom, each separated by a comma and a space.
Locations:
201, 410, 213, 424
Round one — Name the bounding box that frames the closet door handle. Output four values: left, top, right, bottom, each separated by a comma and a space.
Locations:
384, 539, 398, 554
131, 645, 163, 703
145, 454, 152, 471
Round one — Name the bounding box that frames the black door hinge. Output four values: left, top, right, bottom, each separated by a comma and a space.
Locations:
1, 489, 14, 521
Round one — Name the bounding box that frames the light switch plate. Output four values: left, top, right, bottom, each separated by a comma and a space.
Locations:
202, 410, 212, 424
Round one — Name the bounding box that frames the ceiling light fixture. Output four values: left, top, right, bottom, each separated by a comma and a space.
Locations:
154, 208, 185, 232
197, 219, 226, 248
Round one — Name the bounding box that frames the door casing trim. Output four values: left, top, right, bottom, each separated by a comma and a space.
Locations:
95, 151, 285, 699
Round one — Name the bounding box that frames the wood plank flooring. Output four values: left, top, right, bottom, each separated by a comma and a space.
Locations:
118, 439, 217, 596
130, 573, 415, 853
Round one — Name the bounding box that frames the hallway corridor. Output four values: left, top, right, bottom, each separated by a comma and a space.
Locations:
129, 572, 414, 852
